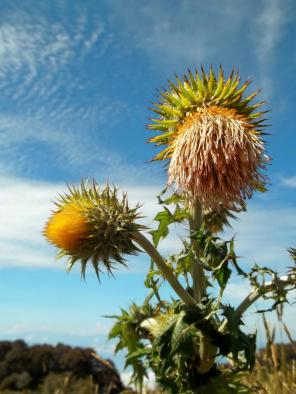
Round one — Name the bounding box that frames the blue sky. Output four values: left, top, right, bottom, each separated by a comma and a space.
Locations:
0, 0, 296, 377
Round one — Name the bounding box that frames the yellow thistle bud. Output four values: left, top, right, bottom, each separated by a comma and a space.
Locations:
44, 181, 144, 278
45, 203, 89, 251
148, 66, 269, 210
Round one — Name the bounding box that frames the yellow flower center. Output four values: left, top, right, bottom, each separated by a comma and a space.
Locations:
44, 203, 89, 251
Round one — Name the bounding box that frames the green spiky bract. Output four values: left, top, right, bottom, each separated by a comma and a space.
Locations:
148, 65, 268, 152
55, 180, 145, 279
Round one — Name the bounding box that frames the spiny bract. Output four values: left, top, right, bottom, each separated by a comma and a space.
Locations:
148, 66, 269, 210
44, 181, 144, 279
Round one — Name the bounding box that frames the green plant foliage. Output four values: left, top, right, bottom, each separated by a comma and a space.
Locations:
220, 306, 257, 371
107, 292, 156, 392
149, 189, 188, 248
109, 188, 296, 393
191, 227, 245, 295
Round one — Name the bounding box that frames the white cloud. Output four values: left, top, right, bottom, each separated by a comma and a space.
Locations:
0, 6, 109, 100
223, 282, 251, 305
11, 323, 26, 333
94, 320, 114, 336
0, 241, 53, 269
0, 316, 113, 342
0, 177, 56, 243
0, 105, 127, 175
0, 176, 62, 268
254, 0, 293, 96
84, 26, 104, 50
109, 1, 207, 65
281, 176, 296, 188
0, 4, 121, 180
108, 0, 255, 71
225, 205, 296, 271
255, 0, 285, 59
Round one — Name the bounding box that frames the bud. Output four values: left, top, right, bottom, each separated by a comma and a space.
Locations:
44, 181, 144, 278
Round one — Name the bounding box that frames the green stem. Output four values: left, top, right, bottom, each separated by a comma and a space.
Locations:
219, 274, 296, 333
133, 231, 196, 307
189, 199, 206, 302
148, 260, 162, 304
188, 201, 216, 371
236, 275, 296, 315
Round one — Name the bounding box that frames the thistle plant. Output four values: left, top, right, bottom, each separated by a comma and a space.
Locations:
44, 66, 296, 393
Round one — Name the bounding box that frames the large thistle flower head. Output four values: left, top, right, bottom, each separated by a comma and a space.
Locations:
44, 181, 144, 278
148, 66, 269, 210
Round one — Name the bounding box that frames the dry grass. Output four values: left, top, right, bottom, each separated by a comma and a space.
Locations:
241, 314, 296, 393
140, 359, 296, 394
243, 359, 296, 393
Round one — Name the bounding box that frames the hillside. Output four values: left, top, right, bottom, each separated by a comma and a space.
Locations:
0, 340, 125, 393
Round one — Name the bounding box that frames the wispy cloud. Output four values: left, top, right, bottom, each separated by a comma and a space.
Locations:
255, 0, 285, 59
0, 101, 129, 177
0, 3, 122, 180
0, 9, 155, 183
281, 176, 296, 188
0, 176, 61, 268
0, 5, 110, 100
108, 0, 256, 72
0, 317, 113, 339
225, 205, 296, 271
254, 0, 293, 96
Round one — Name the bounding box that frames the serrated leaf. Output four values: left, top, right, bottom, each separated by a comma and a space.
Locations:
150, 205, 187, 247
214, 262, 231, 293
150, 207, 173, 247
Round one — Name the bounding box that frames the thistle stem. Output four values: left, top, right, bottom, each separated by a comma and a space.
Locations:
189, 199, 206, 302
219, 274, 296, 333
134, 231, 196, 307
236, 274, 296, 315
